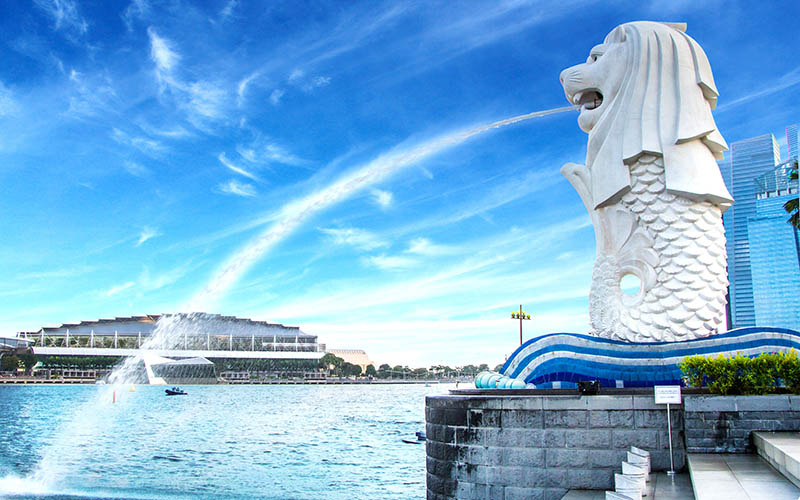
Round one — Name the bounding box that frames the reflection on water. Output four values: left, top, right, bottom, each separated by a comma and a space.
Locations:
0, 384, 450, 499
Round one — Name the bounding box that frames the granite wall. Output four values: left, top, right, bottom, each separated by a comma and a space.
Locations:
425, 394, 684, 500
683, 395, 800, 453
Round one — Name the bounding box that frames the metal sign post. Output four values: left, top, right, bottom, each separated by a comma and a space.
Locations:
654, 385, 682, 475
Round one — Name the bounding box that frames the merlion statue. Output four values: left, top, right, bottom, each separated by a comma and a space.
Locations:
559, 21, 733, 342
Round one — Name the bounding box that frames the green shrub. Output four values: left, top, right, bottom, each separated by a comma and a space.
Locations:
679, 351, 800, 395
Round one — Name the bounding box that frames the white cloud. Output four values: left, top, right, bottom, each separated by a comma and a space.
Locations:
147, 27, 179, 74
122, 0, 149, 30
123, 160, 151, 177
218, 152, 259, 181
235, 139, 306, 167
319, 227, 387, 251
136, 226, 160, 246
288, 69, 304, 82
237, 71, 260, 105
370, 189, 393, 208
111, 128, 164, 156
138, 261, 198, 292
365, 254, 417, 270
187, 81, 226, 120
0, 83, 19, 117
220, 0, 238, 19
18, 265, 96, 280
718, 65, 800, 111
269, 89, 284, 105
104, 281, 135, 297
406, 237, 455, 256
302, 76, 331, 92
65, 70, 118, 118
218, 180, 256, 197
34, 0, 88, 36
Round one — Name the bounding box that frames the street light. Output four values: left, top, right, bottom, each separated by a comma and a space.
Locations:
510, 304, 531, 345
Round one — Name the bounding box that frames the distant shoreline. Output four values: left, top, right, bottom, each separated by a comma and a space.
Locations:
0, 377, 465, 386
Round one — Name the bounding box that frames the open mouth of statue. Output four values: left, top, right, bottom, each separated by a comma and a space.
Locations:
572, 90, 603, 111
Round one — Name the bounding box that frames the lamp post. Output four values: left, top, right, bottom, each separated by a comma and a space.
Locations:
510, 305, 531, 345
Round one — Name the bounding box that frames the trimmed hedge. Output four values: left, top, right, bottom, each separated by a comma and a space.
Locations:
679, 351, 800, 395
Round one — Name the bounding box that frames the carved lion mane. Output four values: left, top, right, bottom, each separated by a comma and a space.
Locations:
563, 21, 733, 209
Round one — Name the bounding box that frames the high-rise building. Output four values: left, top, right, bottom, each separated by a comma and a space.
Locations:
719, 125, 799, 330
749, 163, 800, 330
787, 124, 799, 160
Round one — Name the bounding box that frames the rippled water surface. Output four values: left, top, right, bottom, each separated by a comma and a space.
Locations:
0, 384, 450, 499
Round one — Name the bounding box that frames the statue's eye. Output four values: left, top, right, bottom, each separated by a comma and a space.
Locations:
591, 54, 599, 62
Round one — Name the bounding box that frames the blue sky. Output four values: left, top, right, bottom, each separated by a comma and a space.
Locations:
1, 1, 799, 366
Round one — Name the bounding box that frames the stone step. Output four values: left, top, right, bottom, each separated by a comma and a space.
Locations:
687, 453, 800, 500
753, 431, 800, 489
561, 473, 691, 500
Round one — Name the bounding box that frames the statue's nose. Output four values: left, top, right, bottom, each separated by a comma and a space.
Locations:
559, 68, 569, 85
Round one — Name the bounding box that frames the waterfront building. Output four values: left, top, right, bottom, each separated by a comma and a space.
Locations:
719, 125, 800, 330
326, 349, 374, 374
20, 313, 326, 382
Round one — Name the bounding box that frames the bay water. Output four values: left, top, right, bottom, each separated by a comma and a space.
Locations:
0, 383, 451, 499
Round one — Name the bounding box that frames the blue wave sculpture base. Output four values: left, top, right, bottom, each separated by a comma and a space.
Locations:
475, 327, 800, 389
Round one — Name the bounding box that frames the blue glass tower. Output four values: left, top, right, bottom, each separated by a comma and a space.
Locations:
719, 125, 799, 330
749, 163, 800, 331
719, 134, 781, 328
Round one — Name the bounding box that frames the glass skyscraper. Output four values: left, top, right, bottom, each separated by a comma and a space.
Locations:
749, 163, 800, 330
719, 125, 799, 330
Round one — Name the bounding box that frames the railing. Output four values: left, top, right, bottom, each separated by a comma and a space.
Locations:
29, 335, 321, 352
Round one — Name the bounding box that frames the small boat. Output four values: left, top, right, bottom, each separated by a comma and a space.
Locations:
165, 387, 187, 396
402, 431, 427, 444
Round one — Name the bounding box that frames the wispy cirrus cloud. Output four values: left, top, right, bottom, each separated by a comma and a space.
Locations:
148, 27, 179, 77
218, 179, 256, 197
406, 237, 455, 256
364, 253, 417, 270
65, 69, 118, 118
219, 0, 239, 20
0, 83, 19, 117
218, 152, 259, 181
123, 160, 151, 177
17, 265, 96, 280
104, 281, 135, 297
146, 27, 229, 129
237, 72, 259, 106
717, 65, 800, 111
34, 0, 88, 37
269, 89, 284, 105
235, 138, 308, 167
122, 0, 149, 31
136, 226, 160, 246
370, 189, 393, 209
111, 128, 164, 156
319, 227, 388, 251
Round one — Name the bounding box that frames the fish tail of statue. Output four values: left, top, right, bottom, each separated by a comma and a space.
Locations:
564, 155, 729, 342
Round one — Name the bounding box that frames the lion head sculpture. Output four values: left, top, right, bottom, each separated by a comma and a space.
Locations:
560, 21, 732, 209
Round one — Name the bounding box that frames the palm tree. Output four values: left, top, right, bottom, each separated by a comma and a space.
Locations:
785, 161, 799, 229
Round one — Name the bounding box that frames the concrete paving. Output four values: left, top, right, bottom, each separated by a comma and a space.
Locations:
754, 431, 800, 489
688, 453, 800, 500
561, 472, 693, 499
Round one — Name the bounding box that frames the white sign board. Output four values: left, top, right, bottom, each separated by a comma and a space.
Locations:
654, 385, 682, 405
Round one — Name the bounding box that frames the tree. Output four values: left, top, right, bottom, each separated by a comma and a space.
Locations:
377, 364, 391, 379
319, 353, 344, 375
1, 355, 19, 372
365, 364, 377, 377
785, 162, 799, 229
342, 362, 362, 377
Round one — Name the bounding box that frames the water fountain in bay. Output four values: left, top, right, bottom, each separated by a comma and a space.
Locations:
1, 104, 577, 496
